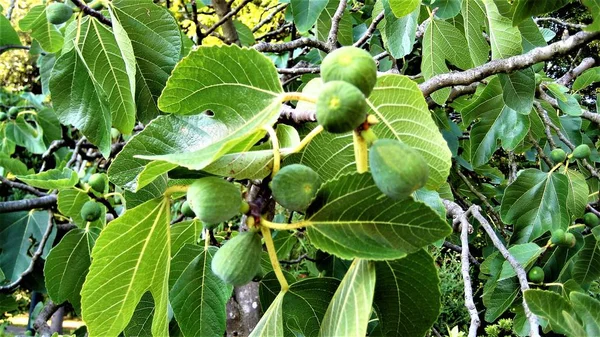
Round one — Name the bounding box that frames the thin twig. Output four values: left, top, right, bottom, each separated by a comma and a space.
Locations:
40, 140, 67, 172
33, 300, 61, 337
557, 57, 595, 86
203, 0, 252, 38
254, 37, 330, 53
471, 206, 540, 337
70, 0, 112, 26
456, 169, 502, 226
442, 241, 480, 266
0, 212, 54, 294
528, 134, 554, 167
458, 206, 480, 337
6, 0, 16, 20
354, 10, 385, 47
279, 253, 316, 265
277, 67, 320, 75
508, 151, 518, 184
66, 137, 86, 168
534, 17, 586, 30
0, 44, 30, 55
252, 3, 287, 33
0, 176, 47, 197
326, 0, 347, 49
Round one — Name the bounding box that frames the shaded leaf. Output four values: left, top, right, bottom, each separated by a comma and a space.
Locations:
17, 168, 78, 190
290, 0, 328, 34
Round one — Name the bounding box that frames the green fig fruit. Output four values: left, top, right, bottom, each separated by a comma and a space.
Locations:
88, 173, 107, 193
564, 232, 576, 248
549, 148, 566, 163
186, 177, 242, 225
181, 201, 195, 218
369, 139, 429, 200
81, 200, 102, 222
527, 266, 545, 283
572, 144, 591, 159
321, 46, 377, 97
46, 3, 73, 25
583, 212, 600, 228
0, 112, 7, 122
8, 107, 18, 118
211, 231, 262, 286
316, 81, 368, 133
551, 229, 566, 245
271, 164, 321, 212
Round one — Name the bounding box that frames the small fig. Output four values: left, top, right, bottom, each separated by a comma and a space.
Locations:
211, 231, 262, 286
549, 148, 566, 163
186, 177, 242, 225
180, 201, 195, 218
527, 266, 545, 283
551, 229, 566, 245
572, 144, 591, 159
271, 164, 321, 212
321, 46, 377, 97
81, 200, 101, 222
564, 232, 576, 248
88, 173, 107, 193
0, 112, 7, 122
46, 3, 73, 25
8, 107, 18, 118
583, 212, 600, 228
369, 139, 429, 200
316, 81, 368, 134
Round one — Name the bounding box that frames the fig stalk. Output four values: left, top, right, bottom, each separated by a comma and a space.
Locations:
261, 226, 289, 291
353, 131, 369, 173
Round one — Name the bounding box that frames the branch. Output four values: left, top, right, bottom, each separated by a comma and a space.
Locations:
442, 241, 480, 266
354, 11, 385, 47
40, 140, 67, 172
0, 212, 54, 294
419, 30, 600, 97
70, 0, 112, 26
471, 206, 540, 337
534, 17, 586, 30
278, 105, 316, 123
66, 137, 86, 168
206, 0, 252, 44
252, 3, 287, 33
459, 206, 480, 337
6, 0, 16, 20
528, 133, 554, 167
279, 253, 316, 265
456, 169, 502, 226
254, 37, 330, 53
33, 300, 61, 337
0, 44, 30, 55
557, 57, 595, 86
538, 86, 600, 127
0, 195, 57, 213
277, 67, 320, 75
326, 0, 347, 49
1, 176, 47, 197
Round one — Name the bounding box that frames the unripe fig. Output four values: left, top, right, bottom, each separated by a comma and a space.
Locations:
564, 232, 576, 248
211, 231, 262, 286
81, 200, 101, 222
180, 201, 195, 218
572, 144, 591, 159
549, 148, 566, 163
240, 200, 250, 214
316, 81, 368, 134
88, 173, 107, 193
271, 164, 321, 212
8, 107, 18, 118
46, 3, 73, 25
0, 112, 7, 122
321, 46, 377, 97
528, 266, 545, 283
583, 212, 600, 228
551, 229, 566, 245
186, 177, 242, 225
369, 139, 429, 200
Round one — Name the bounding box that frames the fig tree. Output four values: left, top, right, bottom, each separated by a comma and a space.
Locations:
88, 173, 107, 193
316, 81, 368, 133
180, 201, 195, 218
186, 177, 242, 225
81, 200, 102, 222
369, 139, 429, 200
572, 144, 591, 159
271, 164, 321, 212
46, 3, 73, 25
583, 212, 600, 228
211, 231, 262, 285
321, 46, 377, 97
549, 148, 566, 163
527, 266, 544, 283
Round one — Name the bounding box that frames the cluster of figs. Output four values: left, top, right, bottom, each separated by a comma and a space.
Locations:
181, 47, 430, 286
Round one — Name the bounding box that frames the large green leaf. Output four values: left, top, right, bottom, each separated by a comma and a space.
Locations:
377, 0, 419, 59
49, 48, 112, 157
388, 0, 421, 17
483, 0, 522, 59
44, 228, 100, 312
565, 169, 588, 220
501, 169, 570, 243
319, 259, 376, 336
17, 168, 78, 190
498, 68, 535, 114
373, 250, 441, 336
112, 0, 182, 123
573, 227, 600, 285
139, 45, 282, 171
76, 16, 136, 134
484, 277, 519, 322
170, 220, 200, 256
511, 0, 573, 25
422, 19, 472, 104
250, 291, 285, 337
460, 77, 529, 167
169, 245, 232, 337
462, 0, 490, 66
0, 211, 50, 283
524, 289, 579, 335
0, 14, 21, 47
290, 0, 328, 34
81, 198, 171, 337
18, 5, 63, 53
57, 188, 106, 229
305, 173, 451, 260
571, 292, 600, 336
573, 67, 600, 91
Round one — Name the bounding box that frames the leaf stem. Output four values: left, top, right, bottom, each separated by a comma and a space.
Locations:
280, 92, 318, 104
280, 125, 324, 155
263, 125, 281, 177
164, 185, 189, 197
353, 130, 369, 173
548, 162, 562, 173
260, 217, 309, 230
261, 226, 289, 291
567, 224, 586, 230
204, 228, 210, 251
